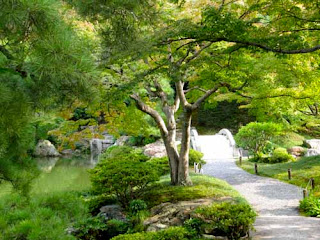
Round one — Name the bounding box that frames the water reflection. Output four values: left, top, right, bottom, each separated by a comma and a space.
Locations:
35, 155, 97, 173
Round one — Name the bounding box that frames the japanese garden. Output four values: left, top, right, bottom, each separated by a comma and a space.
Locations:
1, 0, 320, 239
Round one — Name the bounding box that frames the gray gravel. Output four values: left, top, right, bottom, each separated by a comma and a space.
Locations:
199, 135, 320, 240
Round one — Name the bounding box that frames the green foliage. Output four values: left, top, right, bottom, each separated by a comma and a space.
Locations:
148, 157, 170, 176
129, 200, 148, 215
72, 215, 129, 240
128, 135, 160, 146
0, 192, 88, 240
111, 227, 191, 240
183, 218, 204, 237
300, 195, 320, 217
269, 148, 295, 164
0, 0, 97, 193
101, 146, 147, 161
33, 116, 64, 144
194, 101, 255, 134
178, 145, 205, 166
235, 122, 283, 157
195, 202, 256, 240
189, 149, 206, 166
128, 200, 149, 233
90, 150, 159, 208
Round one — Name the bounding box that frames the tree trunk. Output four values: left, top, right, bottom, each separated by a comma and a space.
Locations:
178, 107, 193, 185
162, 132, 179, 185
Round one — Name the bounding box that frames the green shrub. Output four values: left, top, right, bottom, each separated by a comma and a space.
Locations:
128, 135, 160, 146
129, 200, 148, 215
189, 148, 206, 166
235, 122, 282, 158
1, 192, 88, 240
178, 145, 206, 166
269, 148, 295, 163
90, 152, 160, 208
195, 201, 256, 240
183, 218, 204, 237
73, 215, 129, 240
111, 227, 191, 240
100, 146, 148, 162
300, 195, 320, 217
127, 200, 149, 233
148, 157, 170, 175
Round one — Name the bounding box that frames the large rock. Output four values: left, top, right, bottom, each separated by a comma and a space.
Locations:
143, 198, 231, 232
287, 146, 305, 157
115, 136, 130, 146
143, 140, 167, 158
100, 204, 127, 222
34, 140, 61, 157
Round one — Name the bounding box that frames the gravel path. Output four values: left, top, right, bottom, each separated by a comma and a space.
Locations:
198, 135, 320, 240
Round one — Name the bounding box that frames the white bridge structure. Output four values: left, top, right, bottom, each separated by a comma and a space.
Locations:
191, 128, 239, 160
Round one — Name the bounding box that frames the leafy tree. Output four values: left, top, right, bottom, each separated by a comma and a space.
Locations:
0, 0, 97, 194
68, 0, 320, 186
235, 122, 282, 158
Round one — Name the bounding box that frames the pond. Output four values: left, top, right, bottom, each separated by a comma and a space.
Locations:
0, 155, 94, 197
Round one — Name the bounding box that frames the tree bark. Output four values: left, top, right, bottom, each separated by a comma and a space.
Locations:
178, 106, 193, 185
162, 131, 179, 185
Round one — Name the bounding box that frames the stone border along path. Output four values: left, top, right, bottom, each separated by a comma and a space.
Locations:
198, 135, 320, 240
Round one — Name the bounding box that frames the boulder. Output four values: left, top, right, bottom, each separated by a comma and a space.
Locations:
100, 204, 127, 222
115, 136, 130, 146
143, 198, 231, 232
34, 140, 61, 157
61, 149, 74, 156
143, 140, 167, 158
287, 146, 305, 156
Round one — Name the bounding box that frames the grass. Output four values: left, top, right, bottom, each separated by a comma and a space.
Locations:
143, 173, 245, 208
237, 156, 320, 196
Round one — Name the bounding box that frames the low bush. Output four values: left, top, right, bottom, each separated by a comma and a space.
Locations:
111, 227, 191, 240
90, 151, 160, 208
100, 146, 148, 162
127, 200, 149, 233
300, 195, 320, 217
269, 148, 295, 163
72, 215, 129, 240
177, 145, 206, 166
0, 192, 88, 240
148, 157, 170, 176
183, 218, 204, 237
128, 135, 160, 146
195, 201, 256, 240
129, 200, 148, 215
189, 148, 206, 166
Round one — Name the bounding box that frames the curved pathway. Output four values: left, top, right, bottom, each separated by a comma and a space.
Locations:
198, 135, 320, 240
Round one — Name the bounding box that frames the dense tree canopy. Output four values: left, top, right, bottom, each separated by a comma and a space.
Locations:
2, 0, 320, 188
63, 0, 320, 185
